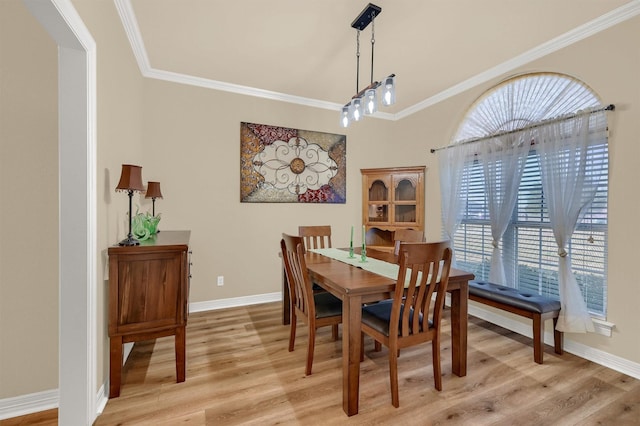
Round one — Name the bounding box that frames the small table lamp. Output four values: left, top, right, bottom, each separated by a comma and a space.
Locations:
115, 164, 145, 246
145, 181, 163, 217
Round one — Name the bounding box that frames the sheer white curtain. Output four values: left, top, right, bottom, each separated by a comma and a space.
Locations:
438, 143, 474, 267
478, 131, 532, 285
537, 111, 607, 333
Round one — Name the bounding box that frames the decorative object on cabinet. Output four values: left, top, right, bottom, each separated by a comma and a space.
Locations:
108, 230, 191, 398
145, 181, 163, 216
361, 166, 425, 251
115, 164, 146, 246
131, 210, 161, 241
240, 122, 346, 203
339, 3, 396, 128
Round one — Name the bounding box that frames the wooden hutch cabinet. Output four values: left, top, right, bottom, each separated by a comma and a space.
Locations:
108, 230, 191, 398
361, 166, 425, 251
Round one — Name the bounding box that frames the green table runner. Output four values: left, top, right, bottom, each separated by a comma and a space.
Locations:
309, 248, 441, 287
309, 247, 401, 280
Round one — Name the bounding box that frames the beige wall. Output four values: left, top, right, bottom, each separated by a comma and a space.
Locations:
0, 1, 59, 398
1, 0, 639, 403
139, 79, 397, 303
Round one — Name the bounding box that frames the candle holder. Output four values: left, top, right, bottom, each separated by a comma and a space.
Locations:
349, 240, 355, 258
360, 243, 367, 263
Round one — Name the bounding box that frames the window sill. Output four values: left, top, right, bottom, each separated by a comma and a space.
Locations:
592, 317, 615, 337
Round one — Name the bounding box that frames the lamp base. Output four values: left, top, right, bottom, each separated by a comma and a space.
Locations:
118, 236, 140, 246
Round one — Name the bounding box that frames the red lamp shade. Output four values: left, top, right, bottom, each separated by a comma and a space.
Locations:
145, 181, 163, 199
115, 164, 145, 192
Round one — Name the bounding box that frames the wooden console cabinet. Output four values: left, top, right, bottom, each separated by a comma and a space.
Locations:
108, 230, 191, 398
361, 166, 425, 251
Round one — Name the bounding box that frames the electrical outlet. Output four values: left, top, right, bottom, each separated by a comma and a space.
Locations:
217, 276, 224, 286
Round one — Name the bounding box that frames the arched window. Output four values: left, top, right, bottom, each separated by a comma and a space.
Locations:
449, 73, 608, 318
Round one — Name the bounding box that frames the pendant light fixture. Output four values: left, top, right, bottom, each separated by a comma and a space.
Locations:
340, 3, 395, 128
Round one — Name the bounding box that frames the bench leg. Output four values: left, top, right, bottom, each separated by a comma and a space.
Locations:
553, 315, 564, 355
533, 314, 544, 364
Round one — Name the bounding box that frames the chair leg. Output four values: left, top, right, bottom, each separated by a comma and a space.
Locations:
432, 336, 442, 391
306, 326, 316, 376
288, 315, 296, 352
389, 346, 399, 408
375, 340, 382, 352
360, 333, 365, 362
332, 324, 339, 341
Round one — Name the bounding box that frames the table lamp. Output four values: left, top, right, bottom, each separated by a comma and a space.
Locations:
145, 181, 163, 217
115, 164, 145, 246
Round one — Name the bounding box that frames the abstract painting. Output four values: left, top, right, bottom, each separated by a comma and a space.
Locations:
240, 122, 346, 203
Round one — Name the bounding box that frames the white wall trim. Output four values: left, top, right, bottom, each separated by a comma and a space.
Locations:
189, 292, 282, 313
95, 384, 108, 416
466, 302, 640, 380
0, 390, 58, 421
0, 385, 109, 421
114, 0, 640, 121
395, 0, 640, 120
22, 0, 97, 424
3, 293, 637, 421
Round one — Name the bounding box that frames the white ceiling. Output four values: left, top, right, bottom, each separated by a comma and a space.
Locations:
119, 0, 639, 120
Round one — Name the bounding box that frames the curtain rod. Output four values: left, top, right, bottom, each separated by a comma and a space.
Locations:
430, 104, 615, 154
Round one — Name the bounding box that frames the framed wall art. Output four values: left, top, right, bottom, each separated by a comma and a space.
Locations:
240, 122, 346, 203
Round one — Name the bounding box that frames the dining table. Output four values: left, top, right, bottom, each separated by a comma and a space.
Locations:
281, 247, 475, 416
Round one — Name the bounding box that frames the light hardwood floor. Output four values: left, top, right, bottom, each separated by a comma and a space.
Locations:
4, 302, 640, 425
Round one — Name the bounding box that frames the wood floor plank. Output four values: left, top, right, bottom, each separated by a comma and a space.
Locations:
7, 303, 640, 425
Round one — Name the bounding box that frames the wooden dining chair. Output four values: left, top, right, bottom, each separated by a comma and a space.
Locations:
360, 241, 452, 407
392, 228, 425, 255
298, 225, 332, 250
280, 233, 342, 375
298, 226, 340, 337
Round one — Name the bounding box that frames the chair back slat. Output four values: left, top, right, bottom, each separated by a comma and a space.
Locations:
392, 241, 452, 338
281, 234, 315, 321
298, 225, 332, 250
393, 229, 425, 255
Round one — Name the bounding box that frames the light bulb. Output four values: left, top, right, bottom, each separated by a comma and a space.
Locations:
350, 98, 363, 121
364, 88, 377, 115
381, 75, 396, 106
340, 105, 350, 128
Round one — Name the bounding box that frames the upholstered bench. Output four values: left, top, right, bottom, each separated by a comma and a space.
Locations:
468, 280, 564, 364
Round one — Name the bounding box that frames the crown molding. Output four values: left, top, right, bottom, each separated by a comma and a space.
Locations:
116, 0, 640, 122
114, 0, 150, 72
396, 0, 640, 120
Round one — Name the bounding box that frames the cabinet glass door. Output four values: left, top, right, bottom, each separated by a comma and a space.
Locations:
395, 179, 416, 201
368, 179, 389, 223
393, 177, 418, 224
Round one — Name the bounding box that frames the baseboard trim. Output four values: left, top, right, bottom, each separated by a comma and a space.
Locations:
95, 383, 108, 415
0, 389, 58, 421
465, 301, 640, 380
188, 292, 281, 313
4, 292, 638, 420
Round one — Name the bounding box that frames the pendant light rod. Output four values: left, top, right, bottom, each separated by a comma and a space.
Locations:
355, 30, 360, 94
370, 11, 375, 85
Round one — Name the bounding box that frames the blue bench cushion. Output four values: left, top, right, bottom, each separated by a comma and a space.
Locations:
469, 281, 561, 314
